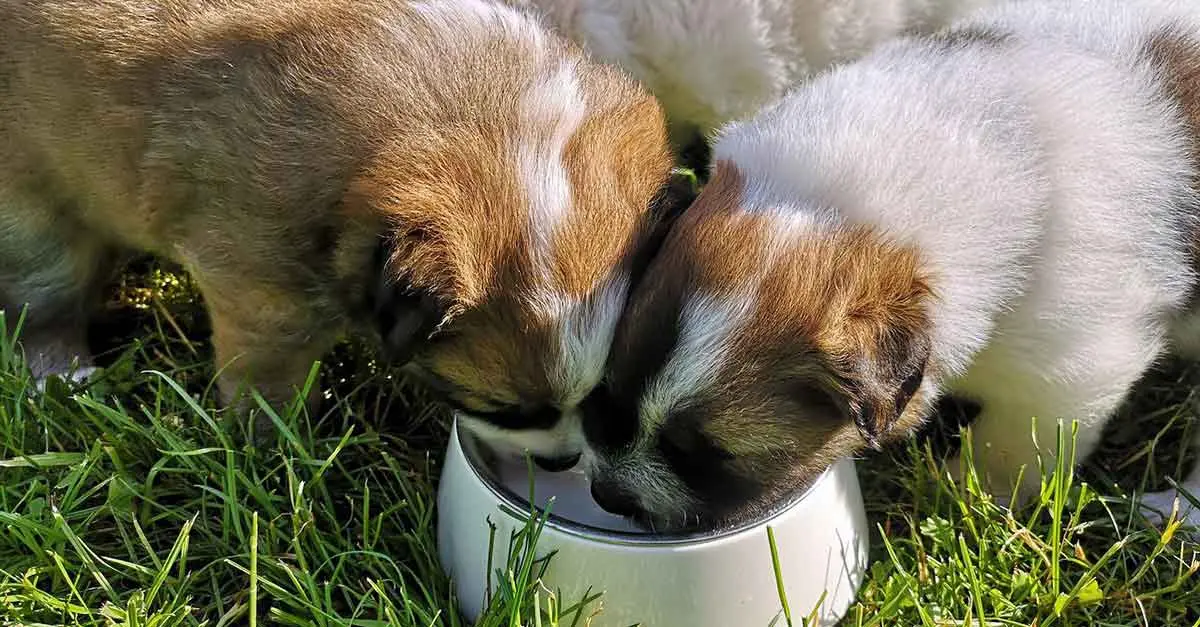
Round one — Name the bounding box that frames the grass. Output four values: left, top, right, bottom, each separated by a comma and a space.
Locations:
1, 259, 1199, 627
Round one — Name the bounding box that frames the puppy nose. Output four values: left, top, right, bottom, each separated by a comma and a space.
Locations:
590, 480, 641, 518
532, 453, 581, 472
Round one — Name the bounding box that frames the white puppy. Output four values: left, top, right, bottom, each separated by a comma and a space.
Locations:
502, 0, 994, 148
581, 0, 1200, 532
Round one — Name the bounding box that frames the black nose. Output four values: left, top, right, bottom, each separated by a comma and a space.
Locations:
533, 453, 581, 472
590, 480, 641, 518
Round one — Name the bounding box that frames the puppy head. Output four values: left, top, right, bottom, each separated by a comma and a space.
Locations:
342, 8, 690, 467
581, 161, 937, 531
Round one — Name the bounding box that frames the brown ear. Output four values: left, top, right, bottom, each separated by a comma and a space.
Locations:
343, 168, 461, 364
810, 237, 935, 449
368, 236, 448, 365
840, 329, 931, 449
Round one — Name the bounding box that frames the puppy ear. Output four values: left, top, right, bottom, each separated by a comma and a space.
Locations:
814, 245, 935, 449
842, 330, 931, 449
368, 237, 447, 365
629, 169, 699, 281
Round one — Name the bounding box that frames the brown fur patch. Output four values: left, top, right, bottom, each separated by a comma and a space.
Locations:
357, 44, 670, 410
557, 80, 673, 297
1143, 26, 1200, 297
399, 66, 670, 409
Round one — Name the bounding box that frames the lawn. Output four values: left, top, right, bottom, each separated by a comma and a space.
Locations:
1, 256, 1199, 627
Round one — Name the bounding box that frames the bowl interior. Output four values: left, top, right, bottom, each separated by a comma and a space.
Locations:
453, 420, 843, 546
457, 425, 650, 537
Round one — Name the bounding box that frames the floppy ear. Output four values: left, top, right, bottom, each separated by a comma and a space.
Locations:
841, 329, 931, 449
795, 229, 937, 449
800, 248, 935, 450
629, 169, 699, 282
368, 237, 447, 365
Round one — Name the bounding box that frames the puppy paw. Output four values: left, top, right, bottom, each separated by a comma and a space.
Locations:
23, 335, 96, 390
1139, 488, 1200, 532
33, 363, 99, 393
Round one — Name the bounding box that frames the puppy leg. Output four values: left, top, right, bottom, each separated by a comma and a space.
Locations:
1143, 314, 1200, 529
196, 274, 341, 441
1139, 428, 1200, 530
951, 396, 1110, 506
951, 325, 1164, 507
0, 190, 109, 384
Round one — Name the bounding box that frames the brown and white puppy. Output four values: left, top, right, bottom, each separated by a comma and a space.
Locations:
0, 0, 683, 463
582, 0, 1200, 531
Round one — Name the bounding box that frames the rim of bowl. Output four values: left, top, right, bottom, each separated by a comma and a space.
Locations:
453, 419, 845, 546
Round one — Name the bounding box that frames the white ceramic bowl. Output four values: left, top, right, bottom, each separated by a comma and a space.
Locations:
438, 418, 870, 626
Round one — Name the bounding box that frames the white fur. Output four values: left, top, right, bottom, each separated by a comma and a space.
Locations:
702, 0, 1200, 525
555, 277, 629, 403
459, 409, 587, 462
511, 34, 616, 417
511, 59, 625, 459
517, 62, 589, 281
518, 279, 626, 463
603, 292, 764, 527
635, 208, 820, 440
503, 0, 994, 143
410, 0, 548, 48
640, 292, 753, 438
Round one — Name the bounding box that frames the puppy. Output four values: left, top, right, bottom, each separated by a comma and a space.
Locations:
581, 0, 1200, 531
0, 0, 681, 465
502, 0, 993, 152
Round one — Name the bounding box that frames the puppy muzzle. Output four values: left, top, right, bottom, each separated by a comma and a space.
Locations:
590, 479, 643, 518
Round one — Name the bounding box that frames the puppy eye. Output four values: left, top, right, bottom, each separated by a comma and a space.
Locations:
426, 383, 509, 416
657, 430, 715, 482
657, 421, 734, 466
418, 371, 464, 395
470, 403, 561, 432
438, 395, 484, 415
473, 401, 521, 415
423, 328, 459, 348
658, 431, 693, 460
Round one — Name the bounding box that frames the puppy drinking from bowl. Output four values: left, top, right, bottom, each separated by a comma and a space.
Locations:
0, 0, 685, 462
579, 0, 1200, 532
